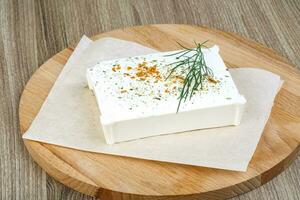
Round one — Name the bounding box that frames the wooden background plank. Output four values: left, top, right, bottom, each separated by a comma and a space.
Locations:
0, 0, 299, 199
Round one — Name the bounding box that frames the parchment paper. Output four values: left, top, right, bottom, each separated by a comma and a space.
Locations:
23, 36, 283, 172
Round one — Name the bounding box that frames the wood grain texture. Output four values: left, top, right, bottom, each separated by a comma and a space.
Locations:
19, 24, 300, 199
1, 0, 299, 200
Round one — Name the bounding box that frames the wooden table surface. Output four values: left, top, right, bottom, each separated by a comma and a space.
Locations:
0, 0, 299, 199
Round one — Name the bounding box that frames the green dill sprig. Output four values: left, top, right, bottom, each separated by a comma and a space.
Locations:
165, 41, 214, 112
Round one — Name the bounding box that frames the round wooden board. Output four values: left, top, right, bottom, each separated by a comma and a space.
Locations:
19, 24, 300, 200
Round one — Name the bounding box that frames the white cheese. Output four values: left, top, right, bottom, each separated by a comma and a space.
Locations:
87, 45, 246, 144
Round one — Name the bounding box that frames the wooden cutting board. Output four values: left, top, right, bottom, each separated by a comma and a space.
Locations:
19, 24, 300, 200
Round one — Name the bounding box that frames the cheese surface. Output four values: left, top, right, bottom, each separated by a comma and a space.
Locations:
87, 45, 246, 144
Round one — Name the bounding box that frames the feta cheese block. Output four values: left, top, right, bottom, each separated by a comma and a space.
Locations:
87, 45, 246, 144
